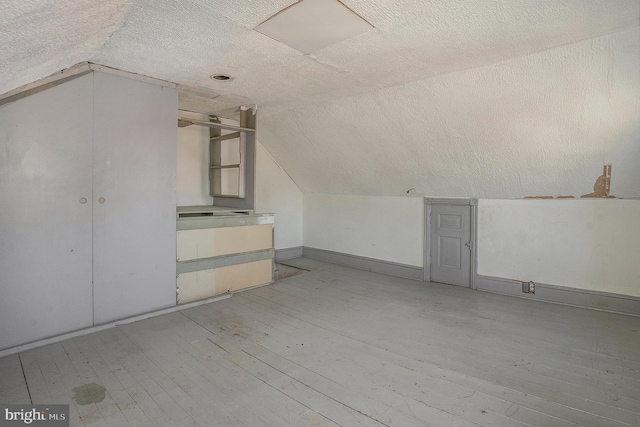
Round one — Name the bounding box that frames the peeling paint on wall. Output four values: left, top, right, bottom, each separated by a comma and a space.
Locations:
581, 164, 615, 198
523, 164, 619, 200
523, 195, 575, 199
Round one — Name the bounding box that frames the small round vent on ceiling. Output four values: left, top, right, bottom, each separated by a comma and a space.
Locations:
210, 74, 232, 81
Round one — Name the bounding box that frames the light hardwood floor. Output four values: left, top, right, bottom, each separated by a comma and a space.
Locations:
1, 258, 639, 426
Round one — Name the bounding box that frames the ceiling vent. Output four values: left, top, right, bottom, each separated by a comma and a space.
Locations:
210, 74, 233, 81
255, 0, 373, 54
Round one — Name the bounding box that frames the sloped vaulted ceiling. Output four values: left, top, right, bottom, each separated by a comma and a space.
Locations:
259, 27, 640, 198
1, 0, 639, 198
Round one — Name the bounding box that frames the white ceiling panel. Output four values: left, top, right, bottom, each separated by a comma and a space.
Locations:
255, 0, 373, 54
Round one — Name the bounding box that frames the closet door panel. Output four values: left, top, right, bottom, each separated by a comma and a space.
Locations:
92, 72, 177, 324
0, 75, 94, 350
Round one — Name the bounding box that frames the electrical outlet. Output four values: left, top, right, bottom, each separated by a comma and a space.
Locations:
522, 281, 536, 294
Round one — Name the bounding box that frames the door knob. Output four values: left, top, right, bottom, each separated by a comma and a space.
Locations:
98, 197, 105, 204
79, 197, 87, 204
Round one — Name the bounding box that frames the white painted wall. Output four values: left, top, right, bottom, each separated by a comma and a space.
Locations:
255, 142, 303, 250
303, 193, 424, 267
176, 111, 303, 251
302, 195, 640, 298
478, 199, 640, 297
177, 111, 213, 206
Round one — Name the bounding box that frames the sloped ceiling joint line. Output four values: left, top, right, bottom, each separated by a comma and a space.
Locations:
0, 62, 92, 106
0, 60, 179, 106
490, 22, 638, 69
260, 23, 640, 120
0, 72, 92, 108
87, 63, 176, 88
92, 3, 138, 62
258, 138, 304, 192
305, 55, 354, 77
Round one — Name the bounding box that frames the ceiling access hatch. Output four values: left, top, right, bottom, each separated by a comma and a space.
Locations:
255, 0, 373, 54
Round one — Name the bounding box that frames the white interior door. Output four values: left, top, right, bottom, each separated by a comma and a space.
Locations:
92, 72, 177, 324
0, 75, 94, 349
430, 204, 471, 287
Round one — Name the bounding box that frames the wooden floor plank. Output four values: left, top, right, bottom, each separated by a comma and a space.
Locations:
1, 258, 639, 427
251, 265, 640, 384
0, 354, 30, 404
209, 291, 571, 427
241, 280, 635, 426
184, 293, 524, 426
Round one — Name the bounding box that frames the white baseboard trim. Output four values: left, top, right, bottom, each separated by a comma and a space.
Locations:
275, 246, 303, 262
302, 247, 424, 281
476, 274, 640, 317
0, 294, 232, 358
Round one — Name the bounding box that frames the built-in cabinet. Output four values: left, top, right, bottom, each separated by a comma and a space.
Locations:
91, 72, 177, 324
176, 207, 275, 304
0, 74, 94, 350
0, 70, 178, 351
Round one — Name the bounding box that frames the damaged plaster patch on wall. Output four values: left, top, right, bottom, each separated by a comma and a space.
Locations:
581, 164, 615, 198
524, 164, 617, 200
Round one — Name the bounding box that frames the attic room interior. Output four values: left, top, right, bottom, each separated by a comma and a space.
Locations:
0, 0, 639, 425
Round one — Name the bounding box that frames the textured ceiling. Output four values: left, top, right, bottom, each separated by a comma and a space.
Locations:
0, 0, 637, 118
1, 0, 638, 198
260, 27, 640, 198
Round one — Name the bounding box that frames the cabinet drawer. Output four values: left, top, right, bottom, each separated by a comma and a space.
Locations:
177, 224, 273, 261
177, 259, 273, 304
220, 258, 273, 292
177, 269, 227, 304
